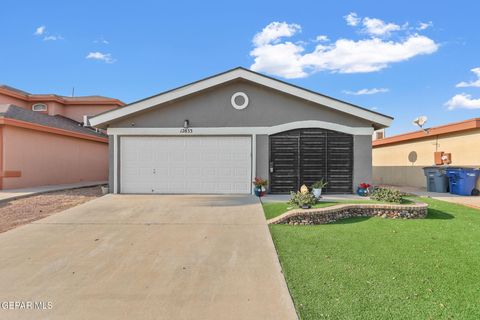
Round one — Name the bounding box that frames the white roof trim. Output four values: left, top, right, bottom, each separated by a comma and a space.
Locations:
90, 68, 392, 127
107, 120, 374, 136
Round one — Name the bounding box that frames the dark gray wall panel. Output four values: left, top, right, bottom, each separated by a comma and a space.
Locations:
353, 135, 372, 188
256, 135, 269, 185
109, 80, 374, 129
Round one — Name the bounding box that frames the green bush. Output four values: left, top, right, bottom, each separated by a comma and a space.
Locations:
370, 187, 403, 203
288, 191, 318, 208
311, 179, 328, 189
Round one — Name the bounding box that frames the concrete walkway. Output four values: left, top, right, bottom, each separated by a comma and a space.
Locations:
0, 181, 107, 202
0, 195, 298, 320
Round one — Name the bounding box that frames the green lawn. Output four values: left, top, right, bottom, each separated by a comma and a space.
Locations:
267, 197, 480, 319
262, 198, 413, 220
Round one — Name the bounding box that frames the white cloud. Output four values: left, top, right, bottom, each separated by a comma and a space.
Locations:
361, 17, 401, 37
43, 35, 63, 41
304, 35, 438, 74
445, 93, 480, 110
34, 25, 46, 36
345, 13, 403, 37
250, 16, 438, 78
94, 37, 109, 44
456, 67, 480, 88
34, 25, 63, 41
252, 22, 301, 46
343, 88, 389, 95
250, 42, 307, 78
344, 12, 360, 26
250, 31, 438, 78
418, 21, 433, 30
86, 52, 116, 63
315, 35, 329, 42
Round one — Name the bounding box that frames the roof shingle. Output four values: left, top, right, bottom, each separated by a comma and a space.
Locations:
0, 104, 107, 138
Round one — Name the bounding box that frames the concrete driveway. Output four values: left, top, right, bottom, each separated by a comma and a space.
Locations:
0, 195, 297, 320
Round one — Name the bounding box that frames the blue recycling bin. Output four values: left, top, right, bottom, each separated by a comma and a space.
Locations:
445, 168, 480, 196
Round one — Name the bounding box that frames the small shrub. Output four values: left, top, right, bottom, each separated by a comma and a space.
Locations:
288, 191, 318, 208
370, 187, 403, 203
311, 179, 328, 189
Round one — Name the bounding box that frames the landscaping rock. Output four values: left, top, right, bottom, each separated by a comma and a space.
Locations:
268, 202, 428, 225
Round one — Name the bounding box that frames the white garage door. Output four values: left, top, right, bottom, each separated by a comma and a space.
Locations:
120, 136, 252, 194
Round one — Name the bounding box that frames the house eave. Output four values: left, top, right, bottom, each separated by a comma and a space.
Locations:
90, 67, 393, 129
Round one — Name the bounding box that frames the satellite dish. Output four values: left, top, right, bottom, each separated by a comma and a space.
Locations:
412, 116, 428, 128
412, 116, 429, 134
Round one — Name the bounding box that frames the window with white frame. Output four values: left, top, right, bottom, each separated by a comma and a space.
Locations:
32, 103, 47, 112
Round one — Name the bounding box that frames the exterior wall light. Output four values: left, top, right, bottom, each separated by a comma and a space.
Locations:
184, 119, 189, 128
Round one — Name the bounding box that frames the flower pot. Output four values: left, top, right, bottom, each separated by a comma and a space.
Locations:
312, 188, 322, 199
254, 186, 266, 197
356, 187, 369, 197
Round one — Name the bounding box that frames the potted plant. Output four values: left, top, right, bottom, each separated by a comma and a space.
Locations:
252, 177, 268, 197
357, 183, 371, 197
288, 185, 318, 209
311, 179, 328, 199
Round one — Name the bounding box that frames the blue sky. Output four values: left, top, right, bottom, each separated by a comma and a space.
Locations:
1, 0, 479, 135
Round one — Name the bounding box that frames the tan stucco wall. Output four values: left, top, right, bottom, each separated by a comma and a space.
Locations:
2, 126, 108, 189
372, 128, 480, 188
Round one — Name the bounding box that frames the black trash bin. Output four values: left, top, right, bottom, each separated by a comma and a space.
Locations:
423, 167, 449, 193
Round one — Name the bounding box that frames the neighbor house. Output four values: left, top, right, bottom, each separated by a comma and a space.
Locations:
0, 85, 124, 189
90, 67, 392, 195
373, 118, 480, 189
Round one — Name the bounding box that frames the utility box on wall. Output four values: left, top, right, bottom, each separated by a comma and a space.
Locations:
434, 151, 452, 165
434, 151, 443, 165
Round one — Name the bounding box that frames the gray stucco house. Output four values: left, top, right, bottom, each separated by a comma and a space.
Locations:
90, 67, 392, 195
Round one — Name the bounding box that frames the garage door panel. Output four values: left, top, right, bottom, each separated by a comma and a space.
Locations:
152, 182, 168, 191
155, 167, 169, 176
154, 152, 168, 161
186, 167, 202, 177
169, 152, 185, 162
235, 168, 248, 177
122, 182, 153, 194
185, 152, 201, 161
120, 136, 252, 194
217, 167, 233, 177
235, 183, 250, 193
169, 167, 185, 177
123, 151, 138, 162
202, 152, 217, 162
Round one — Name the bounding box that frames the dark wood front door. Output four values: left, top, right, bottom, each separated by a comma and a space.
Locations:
269, 135, 300, 194
269, 128, 353, 194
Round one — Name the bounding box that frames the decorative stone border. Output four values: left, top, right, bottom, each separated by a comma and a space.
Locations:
268, 202, 428, 225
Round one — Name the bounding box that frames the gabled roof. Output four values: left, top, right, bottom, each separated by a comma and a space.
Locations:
89, 67, 393, 129
0, 84, 125, 106
0, 104, 106, 139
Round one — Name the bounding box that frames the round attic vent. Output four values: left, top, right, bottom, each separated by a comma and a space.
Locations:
231, 92, 249, 110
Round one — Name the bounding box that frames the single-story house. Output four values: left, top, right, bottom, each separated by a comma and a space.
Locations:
373, 117, 480, 189
0, 85, 124, 189
90, 67, 393, 195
